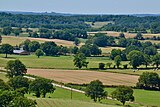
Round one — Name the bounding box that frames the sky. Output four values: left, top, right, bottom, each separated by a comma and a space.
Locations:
0, 0, 160, 14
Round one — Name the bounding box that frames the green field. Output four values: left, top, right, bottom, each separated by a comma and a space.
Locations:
85, 21, 114, 28
0, 54, 114, 69
106, 88, 160, 107
35, 98, 120, 107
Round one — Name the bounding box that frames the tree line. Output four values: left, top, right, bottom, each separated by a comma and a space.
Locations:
1, 12, 160, 33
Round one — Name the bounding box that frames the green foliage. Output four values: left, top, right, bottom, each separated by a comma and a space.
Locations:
85, 80, 107, 102
6, 60, 27, 78
0, 35, 2, 43
73, 53, 89, 69
0, 44, 13, 58
90, 44, 102, 56
74, 38, 81, 46
8, 76, 29, 90
106, 63, 112, 68
29, 78, 55, 98
0, 79, 10, 90
143, 54, 152, 68
114, 55, 122, 68
144, 46, 157, 56
80, 45, 91, 57
12, 28, 22, 36
99, 63, 105, 69
134, 32, 144, 40
35, 49, 44, 58
111, 86, 134, 105
137, 72, 160, 90
119, 33, 125, 38
152, 53, 160, 68
93, 33, 115, 47
9, 96, 36, 107
21, 39, 31, 51
41, 42, 58, 56
0, 90, 36, 107
2, 27, 12, 35
127, 50, 145, 69
0, 91, 15, 106
29, 41, 40, 52
110, 49, 122, 60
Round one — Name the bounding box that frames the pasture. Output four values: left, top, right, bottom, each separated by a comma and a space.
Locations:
85, 21, 114, 28
0, 55, 115, 69
106, 88, 160, 107
35, 98, 120, 107
27, 69, 139, 86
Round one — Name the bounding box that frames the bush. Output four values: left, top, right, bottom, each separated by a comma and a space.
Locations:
99, 63, 105, 69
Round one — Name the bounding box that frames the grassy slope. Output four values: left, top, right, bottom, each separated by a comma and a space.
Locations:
27, 87, 125, 107
0, 72, 8, 82
106, 88, 160, 107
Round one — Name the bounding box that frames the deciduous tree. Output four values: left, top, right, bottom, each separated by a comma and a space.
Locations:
85, 80, 107, 102
111, 86, 134, 105
73, 53, 89, 69
6, 60, 27, 78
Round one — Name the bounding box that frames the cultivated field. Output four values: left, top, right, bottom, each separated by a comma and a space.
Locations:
1, 36, 75, 47
88, 31, 160, 39
27, 69, 139, 86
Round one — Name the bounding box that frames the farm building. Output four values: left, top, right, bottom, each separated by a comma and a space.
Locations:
13, 49, 30, 55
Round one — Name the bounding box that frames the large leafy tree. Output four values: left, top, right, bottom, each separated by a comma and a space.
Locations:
144, 46, 157, 56
134, 32, 144, 40
8, 76, 30, 90
73, 53, 89, 69
0, 44, 13, 58
0, 90, 36, 107
110, 49, 122, 60
29, 78, 55, 98
127, 50, 145, 69
79, 45, 91, 57
9, 96, 36, 107
74, 38, 80, 46
21, 39, 31, 51
137, 72, 160, 89
41, 42, 58, 56
2, 27, 12, 35
35, 49, 44, 58
114, 55, 122, 68
85, 80, 107, 102
152, 53, 160, 68
29, 41, 40, 52
90, 44, 102, 56
143, 54, 152, 68
0, 79, 10, 91
111, 86, 134, 105
6, 60, 27, 78
93, 33, 115, 47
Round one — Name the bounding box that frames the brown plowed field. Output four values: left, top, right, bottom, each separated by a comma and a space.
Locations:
27, 69, 139, 86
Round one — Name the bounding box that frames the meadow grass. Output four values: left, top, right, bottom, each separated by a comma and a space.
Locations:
0, 72, 8, 82
28, 87, 139, 107
0, 54, 114, 69
105, 88, 160, 107
85, 21, 114, 28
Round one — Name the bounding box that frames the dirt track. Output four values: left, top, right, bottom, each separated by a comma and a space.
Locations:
27, 69, 139, 86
